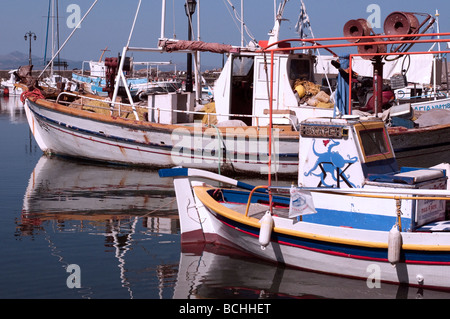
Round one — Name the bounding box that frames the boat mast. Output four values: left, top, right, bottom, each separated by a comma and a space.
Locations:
111, 0, 141, 120
43, 0, 51, 67
39, 0, 99, 78
267, 0, 288, 47
51, 0, 54, 77
194, 0, 202, 105
160, 0, 166, 39
241, 0, 244, 47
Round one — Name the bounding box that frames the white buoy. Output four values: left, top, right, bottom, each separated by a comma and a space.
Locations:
416, 274, 424, 285
259, 211, 274, 250
388, 224, 402, 265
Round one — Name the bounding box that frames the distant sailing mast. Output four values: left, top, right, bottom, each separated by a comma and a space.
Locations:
43, 0, 62, 78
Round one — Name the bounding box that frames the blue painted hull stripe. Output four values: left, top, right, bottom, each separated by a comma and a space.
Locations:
210, 189, 450, 264
214, 212, 450, 264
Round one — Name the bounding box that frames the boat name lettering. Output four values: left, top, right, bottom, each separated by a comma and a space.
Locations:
300, 125, 346, 139
413, 102, 450, 112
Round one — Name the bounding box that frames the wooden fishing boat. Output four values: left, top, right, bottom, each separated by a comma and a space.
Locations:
22, 2, 316, 176
388, 120, 450, 167
22, 2, 450, 175
160, 116, 450, 289
23, 92, 300, 175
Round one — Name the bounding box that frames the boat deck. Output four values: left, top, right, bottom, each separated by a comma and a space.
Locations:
222, 202, 450, 232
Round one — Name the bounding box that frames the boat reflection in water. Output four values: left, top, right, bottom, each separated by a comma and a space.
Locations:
17, 156, 181, 298
0, 95, 25, 123
20, 155, 179, 235
174, 244, 450, 299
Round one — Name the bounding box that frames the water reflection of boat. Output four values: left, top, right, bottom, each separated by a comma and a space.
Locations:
173, 243, 450, 299
19, 155, 178, 235
18, 155, 181, 298
0, 96, 25, 123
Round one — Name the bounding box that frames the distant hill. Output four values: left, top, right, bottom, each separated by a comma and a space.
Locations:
0, 51, 83, 70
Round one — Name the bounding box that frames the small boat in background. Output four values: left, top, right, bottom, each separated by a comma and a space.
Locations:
71, 58, 182, 99
1, 70, 24, 96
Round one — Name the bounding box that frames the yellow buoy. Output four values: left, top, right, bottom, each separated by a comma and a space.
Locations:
294, 84, 306, 98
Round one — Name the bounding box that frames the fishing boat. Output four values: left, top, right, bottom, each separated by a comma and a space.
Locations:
159, 115, 450, 289
22, 0, 315, 176
21, 2, 450, 175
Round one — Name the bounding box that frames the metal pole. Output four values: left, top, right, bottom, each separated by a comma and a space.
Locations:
268, 50, 275, 214
39, 0, 99, 78
372, 56, 384, 116
28, 35, 32, 65
160, 0, 166, 39
25, 31, 36, 66
193, 0, 201, 103
186, 8, 194, 93
240, 0, 244, 47
126, 0, 141, 48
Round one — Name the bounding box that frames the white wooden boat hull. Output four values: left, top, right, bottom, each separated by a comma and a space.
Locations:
1, 82, 23, 96
24, 98, 299, 175
160, 156, 450, 291
411, 97, 450, 112
179, 182, 450, 289
24, 96, 450, 176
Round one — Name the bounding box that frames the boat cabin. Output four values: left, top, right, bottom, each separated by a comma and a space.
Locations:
214, 51, 332, 127
298, 117, 398, 188
297, 116, 447, 231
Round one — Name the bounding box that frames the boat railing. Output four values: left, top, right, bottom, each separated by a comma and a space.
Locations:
55, 91, 298, 129
159, 167, 450, 229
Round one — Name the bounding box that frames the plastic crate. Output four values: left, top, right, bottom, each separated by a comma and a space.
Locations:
390, 74, 407, 89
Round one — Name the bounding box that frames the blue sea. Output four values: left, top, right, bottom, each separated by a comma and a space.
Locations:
1, 95, 450, 301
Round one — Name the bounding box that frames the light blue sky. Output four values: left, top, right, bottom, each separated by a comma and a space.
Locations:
1, 0, 449, 68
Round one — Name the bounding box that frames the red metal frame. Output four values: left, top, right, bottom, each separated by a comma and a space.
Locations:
261, 32, 450, 116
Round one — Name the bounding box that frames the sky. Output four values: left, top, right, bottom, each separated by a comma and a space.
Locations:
1, 0, 450, 69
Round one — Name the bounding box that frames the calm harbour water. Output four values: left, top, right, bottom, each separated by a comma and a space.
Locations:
1, 95, 450, 300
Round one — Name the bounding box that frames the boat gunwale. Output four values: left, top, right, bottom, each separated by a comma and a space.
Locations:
387, 123, 450, 135
30, 98, 300, 138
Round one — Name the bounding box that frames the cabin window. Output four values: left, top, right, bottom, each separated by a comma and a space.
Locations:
359, 129, 389, 156
355, 124, 394, 163
232, 56, 254, 77
289, 59, 312, 81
